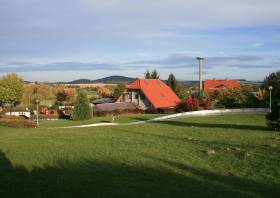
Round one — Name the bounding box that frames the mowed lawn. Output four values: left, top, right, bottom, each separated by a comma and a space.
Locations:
0, 113, 279, 198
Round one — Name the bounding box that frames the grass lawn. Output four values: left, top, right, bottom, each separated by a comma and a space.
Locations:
38, 113, 162, 128
0, 113, 279, 197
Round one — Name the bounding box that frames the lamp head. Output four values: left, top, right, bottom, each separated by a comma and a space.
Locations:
35, 98, 40, 104
269, 86, 273, 91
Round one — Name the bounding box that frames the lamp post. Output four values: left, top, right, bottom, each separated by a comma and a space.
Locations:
35, 98, 40, 127
268, 86, 273, 113
196, 57, 204, 91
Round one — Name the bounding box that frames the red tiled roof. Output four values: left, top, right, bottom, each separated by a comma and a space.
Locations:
126, 79, 180, 109
204, 79, 241, 91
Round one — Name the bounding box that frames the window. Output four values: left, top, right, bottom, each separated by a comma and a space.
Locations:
134, 93, 139, 99
140, 92, 145, 100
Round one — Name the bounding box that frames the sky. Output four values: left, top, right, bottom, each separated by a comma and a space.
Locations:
0, 0, 279, 82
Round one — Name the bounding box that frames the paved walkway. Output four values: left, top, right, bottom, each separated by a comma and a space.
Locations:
55, 108, 269, 129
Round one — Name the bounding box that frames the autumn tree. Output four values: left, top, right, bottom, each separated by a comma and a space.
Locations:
0, 73, 24, 111
97, 86, 112, 98
56, 90, 70, 105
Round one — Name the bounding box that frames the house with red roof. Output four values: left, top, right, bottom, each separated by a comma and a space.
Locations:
204, 79, 241, 91
116, 79, 180, 110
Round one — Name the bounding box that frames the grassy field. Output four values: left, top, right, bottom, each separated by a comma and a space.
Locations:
0, 113, 279, 197
38, 113, 162, 128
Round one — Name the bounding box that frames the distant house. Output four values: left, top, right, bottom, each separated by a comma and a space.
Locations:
204, 79, 241, 91
4, 107, 31, 119
116, 79, 180, 110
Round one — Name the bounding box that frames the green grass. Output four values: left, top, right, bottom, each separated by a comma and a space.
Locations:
0, 113, 279, 197
38, 113, 162, 128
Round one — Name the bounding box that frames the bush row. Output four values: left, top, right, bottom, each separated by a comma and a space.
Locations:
0, 115, 36, 128
175, 98, 212, 113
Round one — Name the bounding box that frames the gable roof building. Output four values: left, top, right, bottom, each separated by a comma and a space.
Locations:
204, 79, 241, 91
117, 79, 180, 110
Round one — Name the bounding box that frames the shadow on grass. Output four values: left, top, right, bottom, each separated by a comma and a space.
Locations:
0, 151, 278, 198
131, 117, 269, 132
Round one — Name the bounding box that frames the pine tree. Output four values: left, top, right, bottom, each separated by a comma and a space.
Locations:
151, 69, 160, 79
72, 89, 92, 121
167, 73, 177, 91
145, 70, 151, 79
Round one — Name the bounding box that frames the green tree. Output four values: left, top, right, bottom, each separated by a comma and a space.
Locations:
145, 70, 151, 79
113, 84, 125, 100
264, 70, 280, 130
166, 73, 177, 91
151, 69, 160, 79
175, 83, 189, 100
263, 70, 280, 102
72, 89, 92, 121
0, 73, 24, 111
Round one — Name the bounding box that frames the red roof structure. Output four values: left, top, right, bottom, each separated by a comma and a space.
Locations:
126, 79, 180, 109
204, 79, 241, 91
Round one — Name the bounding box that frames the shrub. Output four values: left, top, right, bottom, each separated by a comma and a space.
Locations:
203, 100, 212, 110
0, 115, 36, 128
266, 101, 280, 131
175, 98, 200, 112
207, 86, 267, 109
186, 98, 199, 111
175, 83, 189, 100
175, 101, 190, 112
95, 109, 144, 116
72, 89, 93, 121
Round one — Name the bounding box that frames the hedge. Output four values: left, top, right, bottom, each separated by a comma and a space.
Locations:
0, 115, 36, 128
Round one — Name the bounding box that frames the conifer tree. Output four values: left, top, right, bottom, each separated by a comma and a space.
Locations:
151, 69, 160, 79
167, 73, 177, 91
72, 89, 92, 120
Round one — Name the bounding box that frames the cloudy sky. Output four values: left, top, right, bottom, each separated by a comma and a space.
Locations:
0, 0, 279, 82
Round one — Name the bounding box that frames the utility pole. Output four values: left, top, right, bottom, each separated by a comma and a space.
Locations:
196, 57, 204, 91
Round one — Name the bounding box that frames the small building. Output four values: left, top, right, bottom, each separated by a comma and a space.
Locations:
92, 98, 115, 105
94, 102, 140, 116
117, 79, 180, 110
204, 79, 241, 91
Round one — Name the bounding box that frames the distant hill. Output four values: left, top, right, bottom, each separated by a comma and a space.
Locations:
67, 76, 135, 84
68, 79, 92, 84
92, 75, 135, 83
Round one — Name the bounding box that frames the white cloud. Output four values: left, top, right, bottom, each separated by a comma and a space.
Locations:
252, 43, 262, 47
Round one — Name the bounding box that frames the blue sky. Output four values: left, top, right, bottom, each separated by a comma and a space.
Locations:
0, 0, 279, 82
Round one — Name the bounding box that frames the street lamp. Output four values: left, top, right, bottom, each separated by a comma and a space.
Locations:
196, 57, 204, 91
268, 86, 273, 113
35, 98, 40, 127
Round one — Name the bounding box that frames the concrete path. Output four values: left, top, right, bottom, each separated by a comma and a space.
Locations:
55, 108, 269, 129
